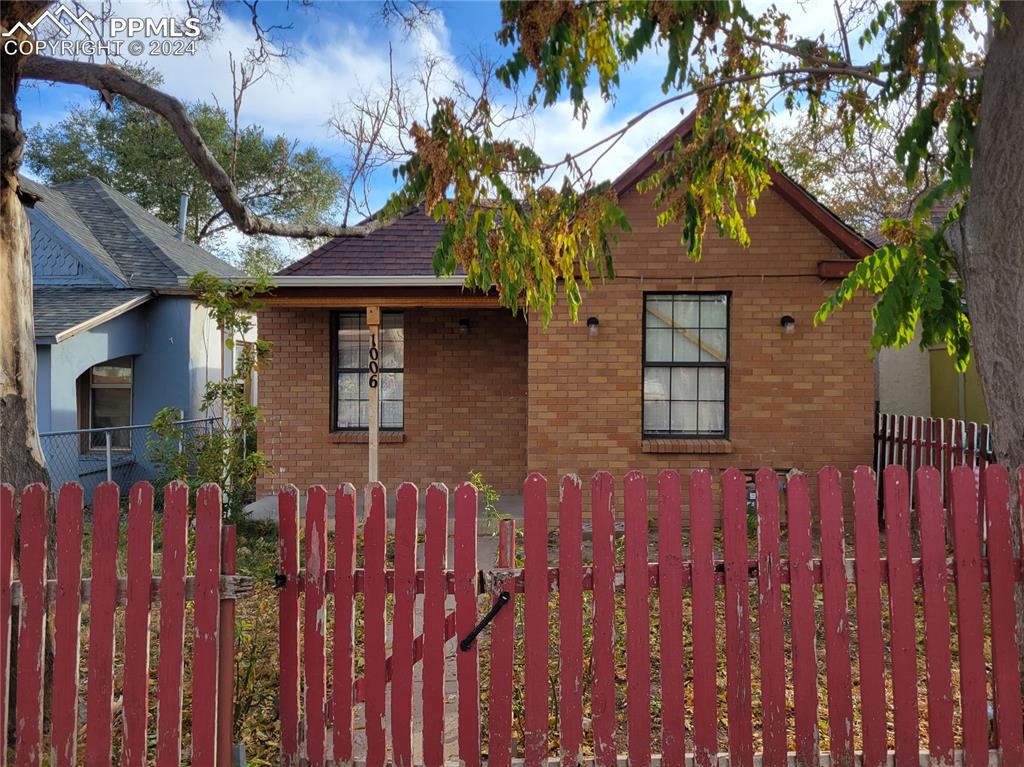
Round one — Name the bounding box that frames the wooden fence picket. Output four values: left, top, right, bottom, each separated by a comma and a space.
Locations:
0, 484, 12, 767
884, 465, 921, 763
14, 483, 47, 767
85, 482, 119, 766
590, 472, 618, 767
754, 468, 785, 767
156, 482, 189, 767
624, 471, 652, 767
523, 473, 549, 767
721, 469, 753, 767
657, 470, 685, 767
455, 482, 480, 767
786, 472, 819, 767
949, 466, 989, 767
51, 483, 83, 767
364, 482, 388, 767
392, 483, 419, 767
190, 484, 222, 766
488, 516, 516, 767
916, 466, 955, 765
818, 467, 854, 767
982, 465, 1024, 762
277, 484, 301, 767
422, 483, 449, 767
7, 462, 1024, 767
4, 479, 243, 767
558, 475, 584, 767
851, 467, 887, 767
122, 482, 154, 767
333, 484, 357, 765
689, 470, 718, 767
304, 486, 328, 766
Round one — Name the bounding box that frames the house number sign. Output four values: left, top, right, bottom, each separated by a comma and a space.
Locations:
368, 331, 379, 389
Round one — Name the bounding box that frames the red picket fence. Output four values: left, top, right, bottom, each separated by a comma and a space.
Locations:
0, 481, 249, 767
280, 465, 1024, 767
874, 412, 994, 503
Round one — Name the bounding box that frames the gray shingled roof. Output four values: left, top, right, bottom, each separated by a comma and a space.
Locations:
23, 175, 242, 289
34, 287, 151, 341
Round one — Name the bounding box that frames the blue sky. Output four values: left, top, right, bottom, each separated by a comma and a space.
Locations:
18, 0, 836, 257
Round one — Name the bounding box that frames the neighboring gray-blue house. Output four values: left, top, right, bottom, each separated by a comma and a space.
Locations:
23, 175, 246, 493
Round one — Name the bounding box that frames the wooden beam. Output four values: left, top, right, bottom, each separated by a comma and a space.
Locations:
10, 574, 255, 606
817, 260, 857, 279
258, 286, 501, 309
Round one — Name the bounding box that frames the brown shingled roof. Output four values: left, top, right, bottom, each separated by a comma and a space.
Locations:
283, 112, 873, 278
279, 207, 455, 277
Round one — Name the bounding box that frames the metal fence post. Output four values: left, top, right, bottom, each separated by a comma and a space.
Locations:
105, 431, 112, 482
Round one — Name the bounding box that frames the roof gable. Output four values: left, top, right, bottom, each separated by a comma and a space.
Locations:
611, 114, 872, 260
22, 174, 243, 291
279, 112, 871, 279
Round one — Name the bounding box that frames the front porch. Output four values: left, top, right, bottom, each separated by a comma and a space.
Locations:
255, 282, 529, 502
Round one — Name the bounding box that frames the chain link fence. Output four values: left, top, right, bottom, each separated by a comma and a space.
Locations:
40, 418, 221, 502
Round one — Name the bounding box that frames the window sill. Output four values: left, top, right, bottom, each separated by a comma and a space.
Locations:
641, 438, 733, 454
330, 431, 405, 444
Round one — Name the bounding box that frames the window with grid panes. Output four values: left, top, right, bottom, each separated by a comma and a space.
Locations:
332, 312, 404, 430
642, 293, 729, 437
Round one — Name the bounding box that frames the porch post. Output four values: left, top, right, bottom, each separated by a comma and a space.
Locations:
366, 306, 381, 484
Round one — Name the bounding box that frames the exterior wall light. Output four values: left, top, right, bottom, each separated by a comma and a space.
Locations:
780, 315, 796, 334
586, 316, 600, 336
458, 318, 471, 334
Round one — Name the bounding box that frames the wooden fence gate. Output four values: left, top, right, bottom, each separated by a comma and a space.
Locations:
279, 464, 1024, 767
0, 481, 249, 767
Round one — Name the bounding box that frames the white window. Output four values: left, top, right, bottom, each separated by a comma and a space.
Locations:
643, 293, 729, 437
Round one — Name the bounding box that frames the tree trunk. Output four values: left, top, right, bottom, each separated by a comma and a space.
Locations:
960, 2, 1024, 470
1, 4, 50, 494
957, 0, 1024, 690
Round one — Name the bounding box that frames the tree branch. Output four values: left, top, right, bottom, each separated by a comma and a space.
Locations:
22, 55, 381, 239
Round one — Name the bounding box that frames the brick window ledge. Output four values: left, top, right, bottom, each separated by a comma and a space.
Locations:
330, 431, 405, 444
642, 438, 733, 454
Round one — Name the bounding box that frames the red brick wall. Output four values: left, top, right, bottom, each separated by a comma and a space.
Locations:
527, 185, 876, 510
256, 308, 528, 495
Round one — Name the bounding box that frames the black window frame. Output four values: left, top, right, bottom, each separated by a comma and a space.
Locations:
641, 291, 730, 439
330, 311, 405, 432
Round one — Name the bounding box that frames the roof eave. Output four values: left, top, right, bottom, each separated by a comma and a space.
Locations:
42, 292, 153, 344
182, 275, 467, 288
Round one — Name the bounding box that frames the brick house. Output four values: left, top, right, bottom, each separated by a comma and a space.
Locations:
254, 117, 875, 508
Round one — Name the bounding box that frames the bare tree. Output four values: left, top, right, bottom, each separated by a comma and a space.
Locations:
328, 45, 534, 225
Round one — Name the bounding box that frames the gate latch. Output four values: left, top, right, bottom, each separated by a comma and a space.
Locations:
459, 591, 510, 651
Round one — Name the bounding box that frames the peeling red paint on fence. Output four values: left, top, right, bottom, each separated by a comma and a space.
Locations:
304, 485, 328, 766
2, 480, 238, 767
422, 483, 448, 767
0, 485, 12, 767
5, 464, 1020, 767
122, 482, 154, 767
851, 467, 887, 767
14, 483, 47, 767
51, 483, 83, 767
157, 481, 190, 767
589, 471, 618, 767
